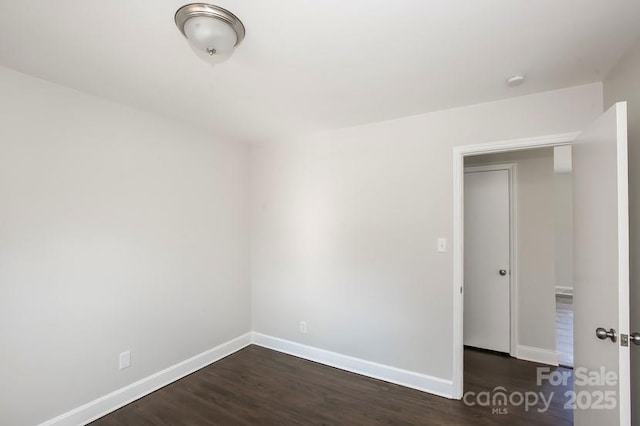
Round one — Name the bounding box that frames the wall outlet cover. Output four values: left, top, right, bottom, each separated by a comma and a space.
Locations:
119, 350, 131, 370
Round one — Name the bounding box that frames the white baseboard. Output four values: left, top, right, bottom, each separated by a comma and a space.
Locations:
251, 332, 454, 398
40, 331, 455, 425
516, 345, 559, 366
39, 333, 252, 426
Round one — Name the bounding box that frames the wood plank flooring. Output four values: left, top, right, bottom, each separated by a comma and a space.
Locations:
91, 345, 573, 425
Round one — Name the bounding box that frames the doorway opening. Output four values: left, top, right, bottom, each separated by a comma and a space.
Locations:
462, 147, 574, 368
459, 143, 575, 423
451, 132, 579, 399
452, 103, 630, 424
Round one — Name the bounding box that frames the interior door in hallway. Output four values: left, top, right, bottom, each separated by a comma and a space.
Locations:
464, 168, 511, 353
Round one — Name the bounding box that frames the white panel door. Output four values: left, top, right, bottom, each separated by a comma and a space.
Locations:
464, 169, 511, 353
573, 102, 629, 425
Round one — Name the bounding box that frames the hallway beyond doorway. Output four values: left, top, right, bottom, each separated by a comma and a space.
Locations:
556, 294, 574, 367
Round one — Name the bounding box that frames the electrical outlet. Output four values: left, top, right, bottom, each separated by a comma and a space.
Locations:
299, 321, 308, 334
119, 350, 131, 370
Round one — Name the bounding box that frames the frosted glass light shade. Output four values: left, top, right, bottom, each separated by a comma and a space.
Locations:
175, 3, 245, 64
184, 16, 237, 57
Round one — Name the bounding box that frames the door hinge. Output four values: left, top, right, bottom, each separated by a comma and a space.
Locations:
621, 334, 629, 347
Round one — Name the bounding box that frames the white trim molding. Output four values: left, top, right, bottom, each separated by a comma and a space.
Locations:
40, 331, 456, 426
252, 333, 454, 398
516, 345, 559, 366
451, 131, 579, 399
39, 333, 253, 426
615, 102, 631, 426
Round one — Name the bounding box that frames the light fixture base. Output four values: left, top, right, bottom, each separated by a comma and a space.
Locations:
506, 75, 525, 87
175, 3, 245, 47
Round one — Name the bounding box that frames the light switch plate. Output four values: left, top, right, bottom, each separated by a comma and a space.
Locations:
437, 238, 447, 253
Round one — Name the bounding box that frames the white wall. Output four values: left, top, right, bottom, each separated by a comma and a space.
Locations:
603, 38, 640, 425
0, 67, 251, 426
465, 148, 557, 356
251, 83, 602, 382
554, 167, 573, 291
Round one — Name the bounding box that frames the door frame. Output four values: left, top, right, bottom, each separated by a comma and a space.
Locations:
464, 163, 517, 357
451, 131, 580, 399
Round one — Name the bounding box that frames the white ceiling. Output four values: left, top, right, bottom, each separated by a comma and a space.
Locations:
1, 1, 639, 144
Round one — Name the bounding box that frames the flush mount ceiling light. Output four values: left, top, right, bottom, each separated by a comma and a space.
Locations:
506, 74, 525, 87
175, 3, 245, 64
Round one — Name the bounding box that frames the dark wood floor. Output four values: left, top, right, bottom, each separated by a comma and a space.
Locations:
91, 345, 573, 425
